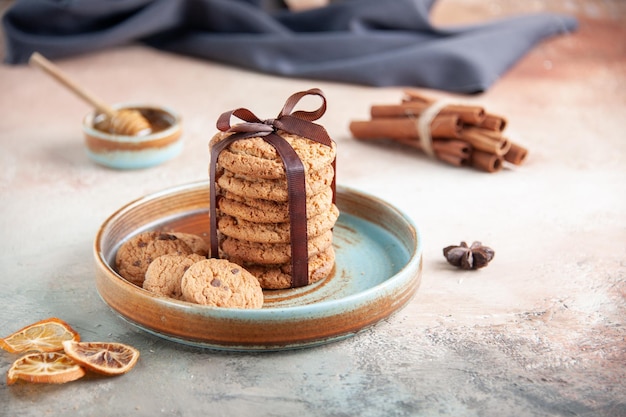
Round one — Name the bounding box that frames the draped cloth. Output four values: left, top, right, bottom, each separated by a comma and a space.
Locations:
2, 0, 578, 93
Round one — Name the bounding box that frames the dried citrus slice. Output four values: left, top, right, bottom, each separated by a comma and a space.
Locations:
0, 317, 80, 353
62, 341, 140, 376
6, 352, 85, 385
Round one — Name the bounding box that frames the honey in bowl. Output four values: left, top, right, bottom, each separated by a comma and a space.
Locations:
93, 107, 175, 136
83, 104, 182, 170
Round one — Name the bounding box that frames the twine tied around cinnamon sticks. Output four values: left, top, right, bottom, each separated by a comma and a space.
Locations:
209, 88, 335, 288
349, 90, 528, 173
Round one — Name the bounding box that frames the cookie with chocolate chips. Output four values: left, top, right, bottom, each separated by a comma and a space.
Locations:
218, 204, 339, 244
115, 231, 193, 286
211, 131, 336, 180
216, 163, 334, 202
180, 259, 263, 308
220, 229, 334, 265
237, 245, 336, 290
143, 253, 206, 299
170, 232, 209, 257
217, 187, 334, 224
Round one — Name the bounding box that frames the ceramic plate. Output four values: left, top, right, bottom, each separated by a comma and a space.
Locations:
94, 181, 422, 351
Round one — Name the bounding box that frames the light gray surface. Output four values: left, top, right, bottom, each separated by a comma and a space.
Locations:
1, 1, 625, 416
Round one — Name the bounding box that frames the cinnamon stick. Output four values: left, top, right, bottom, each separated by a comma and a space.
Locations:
393, 137, 471, 167
402, 89, 434, 104
470, 150, 503, 173
396, 137, 471, 156
459, 127, 511, 156
503, 142, 528, 165
479, 113, 507, 131
375, 102, 485, 125
349, 117, 461, 141
463, 125, 502, 141
436, 152, 468, 168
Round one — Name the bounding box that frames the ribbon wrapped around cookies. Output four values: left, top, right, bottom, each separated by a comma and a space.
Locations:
209, 88, 336, 288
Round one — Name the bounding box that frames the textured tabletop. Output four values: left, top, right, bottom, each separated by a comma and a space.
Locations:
1, 1, 624, 416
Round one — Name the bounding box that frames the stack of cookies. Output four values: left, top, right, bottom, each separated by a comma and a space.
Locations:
211, 131, 338, 290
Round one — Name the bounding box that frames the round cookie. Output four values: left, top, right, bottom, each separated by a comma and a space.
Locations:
170, 232, 209, 257
220, 230, 333, 265
211, 131, 336, 180
180, 259, 263, 309
243, 246, 336, 290
143, 253, 206, 299
115, 231, 193, 286
217, 187, 333, 224
218, 204, 339, 243
216, 164, 334, 202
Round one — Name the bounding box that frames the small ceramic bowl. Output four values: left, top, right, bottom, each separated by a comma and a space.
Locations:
82, 103, 182, 169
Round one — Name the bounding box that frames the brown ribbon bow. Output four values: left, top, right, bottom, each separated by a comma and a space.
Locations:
209, 88, 335, 288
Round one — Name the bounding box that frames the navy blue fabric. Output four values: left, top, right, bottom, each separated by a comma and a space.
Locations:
2, 0, 577, 93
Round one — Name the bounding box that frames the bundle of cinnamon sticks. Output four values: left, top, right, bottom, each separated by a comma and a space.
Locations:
349, 90, 528, 172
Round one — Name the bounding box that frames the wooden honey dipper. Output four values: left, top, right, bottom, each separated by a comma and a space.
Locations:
29, 52, 152, 136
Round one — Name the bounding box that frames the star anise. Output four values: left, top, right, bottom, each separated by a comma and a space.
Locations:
443, 241, 495, 270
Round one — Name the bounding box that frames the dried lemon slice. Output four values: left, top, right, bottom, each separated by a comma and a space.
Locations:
6, 352, 85, 385
0, 318, 80, 353
62, 341, 140, 376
